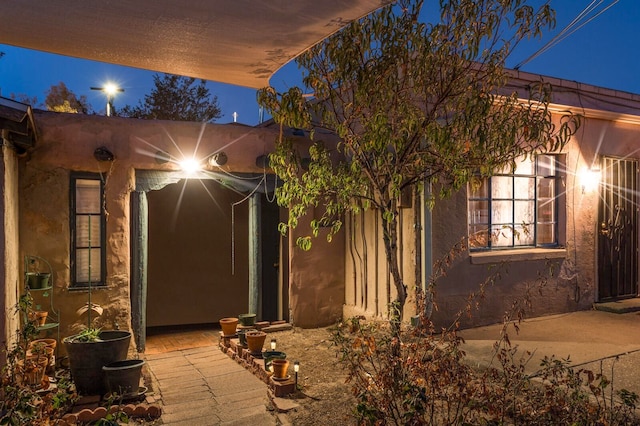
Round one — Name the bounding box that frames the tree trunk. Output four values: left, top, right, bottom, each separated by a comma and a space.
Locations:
380, 206, 406, 336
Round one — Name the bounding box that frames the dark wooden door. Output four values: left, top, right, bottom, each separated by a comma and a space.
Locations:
598, 157, 638, 300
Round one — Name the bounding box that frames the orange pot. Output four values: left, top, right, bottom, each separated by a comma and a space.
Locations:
245, 330, 267, 354
219, 317, 239, 336
271, 358, 290, 379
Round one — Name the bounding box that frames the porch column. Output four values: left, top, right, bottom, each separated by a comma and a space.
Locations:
130, 191, 148, 352
249, 193, 262, 317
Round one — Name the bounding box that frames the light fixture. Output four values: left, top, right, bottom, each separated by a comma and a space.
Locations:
270, 339, 277, 350
208, 151, 228, 167
91, 83, 124, 117
294, 360, 300, 389
93, 146, 114, 162
256, 154, 269, 168
179, 157, 202, 174
581, 166, 601, 194
155, 150, 171, 164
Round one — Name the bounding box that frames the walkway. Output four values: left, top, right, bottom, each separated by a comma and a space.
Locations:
144, 329, 278, 425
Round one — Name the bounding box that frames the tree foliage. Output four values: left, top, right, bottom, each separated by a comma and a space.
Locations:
120, 73, 222, 122
258, 0, 580, 324
45, 82, 91, 114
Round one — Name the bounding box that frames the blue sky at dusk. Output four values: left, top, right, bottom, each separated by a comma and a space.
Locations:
0, 1, 637, 126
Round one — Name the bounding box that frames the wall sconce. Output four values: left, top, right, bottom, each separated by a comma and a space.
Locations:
179, 157, 202, 174
270, 339, 277, 350
155, 150, 171, 164
294, 360, 300, 389
93, 146, 114, 162
581, 166, 601, 194
208, 151, 228, 167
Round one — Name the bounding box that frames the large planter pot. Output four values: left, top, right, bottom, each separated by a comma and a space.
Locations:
245, 330, 267, 355
103, 359, 145, 397
219, 317, 238, 336
64, 330, 131, 395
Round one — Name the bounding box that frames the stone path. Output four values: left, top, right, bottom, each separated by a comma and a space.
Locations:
145, 345, 278, 425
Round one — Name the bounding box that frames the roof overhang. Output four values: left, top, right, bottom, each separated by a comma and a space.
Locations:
0, 1, 387, 89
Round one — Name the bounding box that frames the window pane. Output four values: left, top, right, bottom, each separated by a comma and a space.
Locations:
76, 179, 101, 214
491, 225, 513, 247
514, 224, 534, 246
537, 223, 556, 244
491, 176, 512, 199
469, 178, 488, 198
75, 248, 102, 283
468, 200, 488, 224
514, 177, 534, 199
76, 215, 101, 247
514, 200, 535, 224
492, 200, 512, 224
537, 155, 555, 177
538, 196, 555, 224
537, 178, 554, 198
469, 225, 489, 248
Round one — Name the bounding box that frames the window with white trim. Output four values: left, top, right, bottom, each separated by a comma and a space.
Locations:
70, 174, 106, 287
468, 155, 562, 250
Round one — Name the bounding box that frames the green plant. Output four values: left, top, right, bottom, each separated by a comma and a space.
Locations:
68, 327, 102, 343
1, 295, 77, 425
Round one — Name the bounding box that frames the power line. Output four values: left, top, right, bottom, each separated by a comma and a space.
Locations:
514, 0, 619, 70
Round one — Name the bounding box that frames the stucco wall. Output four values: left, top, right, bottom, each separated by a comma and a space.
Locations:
1, 145, 20, 366
18, 112, 290, 346
343, 111, 640, 329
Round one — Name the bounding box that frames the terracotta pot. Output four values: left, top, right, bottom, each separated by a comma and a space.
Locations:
219, 317, 239, 336
271, 358, 289, 379
245, 330, 267, 354
30, 338, 57, 374
17, 355, 48, 387
31, 338, 57, 352
29, 310, 48, 326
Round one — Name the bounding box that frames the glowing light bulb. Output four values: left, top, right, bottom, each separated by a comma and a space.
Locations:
179, 158, 202, 174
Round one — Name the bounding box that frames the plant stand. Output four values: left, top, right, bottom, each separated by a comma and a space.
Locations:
24, 255, 59, 358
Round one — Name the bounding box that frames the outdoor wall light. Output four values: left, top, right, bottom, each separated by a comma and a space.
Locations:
208, 151, 228, 167
93, 146, 114, 162
270, 339, 277, 350
179, 157, 202, 174
581, 166, 601, 194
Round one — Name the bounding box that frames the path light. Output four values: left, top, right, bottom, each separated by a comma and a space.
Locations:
270, 339, 277, 350
294, 361, 300, 389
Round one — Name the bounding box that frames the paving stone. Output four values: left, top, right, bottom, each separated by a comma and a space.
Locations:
162, 398, 218, 415
271, 397, 300, 413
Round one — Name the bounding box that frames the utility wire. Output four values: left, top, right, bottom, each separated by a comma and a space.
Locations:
514, 0, 619, 70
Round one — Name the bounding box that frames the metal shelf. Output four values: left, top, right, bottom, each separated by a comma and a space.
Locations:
24, 255, 60, 354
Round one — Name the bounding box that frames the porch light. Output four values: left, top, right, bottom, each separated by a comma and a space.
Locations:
179, 157, 202, 174
581, 166, 601, 194
270, 338, 277, 350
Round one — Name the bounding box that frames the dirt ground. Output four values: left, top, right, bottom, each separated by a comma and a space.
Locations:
269, 326, 356, 426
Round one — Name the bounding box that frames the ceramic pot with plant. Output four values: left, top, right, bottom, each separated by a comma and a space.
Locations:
28, 310, 48, 326
245, 330, 267, 354
219, 317, 239, 336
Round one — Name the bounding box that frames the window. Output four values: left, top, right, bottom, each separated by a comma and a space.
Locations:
468, 155, 562, 250
70, 174, 106, 287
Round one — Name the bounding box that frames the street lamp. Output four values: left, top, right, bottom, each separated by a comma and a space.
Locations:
91, 83, 124, 116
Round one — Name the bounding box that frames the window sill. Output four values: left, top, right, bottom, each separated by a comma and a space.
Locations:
68, 285, 108, 292
469, 247, 566, 265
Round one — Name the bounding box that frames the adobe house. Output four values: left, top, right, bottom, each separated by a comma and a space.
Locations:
343, 69, 640, 328
2, 105, 344, 356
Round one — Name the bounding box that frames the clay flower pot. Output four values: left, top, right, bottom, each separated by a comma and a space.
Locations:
219, 317, 239, 336
238, 313, 256, 326
245, 330, 267, 354
29, 310, 48, 326
271, 358, 290, 379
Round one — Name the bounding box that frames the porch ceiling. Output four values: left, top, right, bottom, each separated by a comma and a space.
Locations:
0, 1, 386, 89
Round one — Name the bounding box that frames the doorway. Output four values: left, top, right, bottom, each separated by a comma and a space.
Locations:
597, 156, 638, 300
